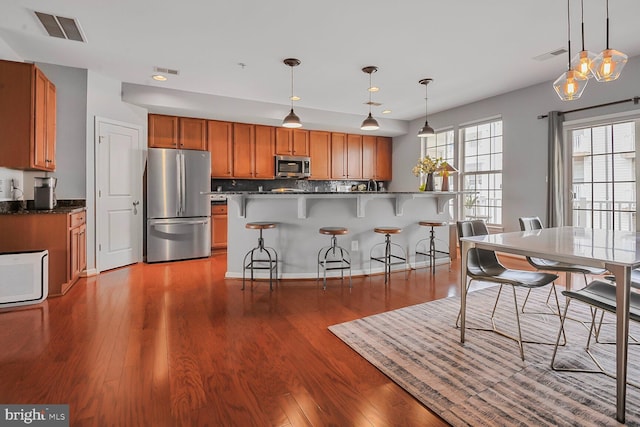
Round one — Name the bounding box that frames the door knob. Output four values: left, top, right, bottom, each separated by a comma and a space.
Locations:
133, 200, 140, 215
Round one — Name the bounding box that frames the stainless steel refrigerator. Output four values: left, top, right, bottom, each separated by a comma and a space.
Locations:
145, 148, 211, 263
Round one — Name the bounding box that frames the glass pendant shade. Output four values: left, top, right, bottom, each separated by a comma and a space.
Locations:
282, 108, 302, 128
553, 69, 588, 101
360, 113, 379, 131
417, 121, 434, 137
591, 48, 628, 82
571, 50, 597, 78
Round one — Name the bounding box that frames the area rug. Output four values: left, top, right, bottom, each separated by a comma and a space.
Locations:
329, 286, 640, 426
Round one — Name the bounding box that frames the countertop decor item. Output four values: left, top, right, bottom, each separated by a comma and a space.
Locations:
412, 155, 442, 191
437, 161, 458, 192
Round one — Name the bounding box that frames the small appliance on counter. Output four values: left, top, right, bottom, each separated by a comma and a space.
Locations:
34, 176, 57, 210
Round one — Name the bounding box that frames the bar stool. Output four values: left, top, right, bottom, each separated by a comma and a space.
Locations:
317, 227, 352, 290
370, 226, 408, 284
242, 222, 278, 291
415, 220, 451, 274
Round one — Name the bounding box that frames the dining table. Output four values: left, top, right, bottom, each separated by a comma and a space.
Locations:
459, 226, 640, 423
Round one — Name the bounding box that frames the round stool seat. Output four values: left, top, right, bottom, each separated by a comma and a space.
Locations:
319, 226, 349, 236
419, 220, 448, 227
374, 226, 402, 235
246, 222, 276, 230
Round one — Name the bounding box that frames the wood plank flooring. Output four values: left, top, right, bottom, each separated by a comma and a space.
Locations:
0, 254, 516, 426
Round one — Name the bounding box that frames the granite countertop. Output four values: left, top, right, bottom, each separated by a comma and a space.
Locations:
222, 190, 460, 195
0, 200, 86, 215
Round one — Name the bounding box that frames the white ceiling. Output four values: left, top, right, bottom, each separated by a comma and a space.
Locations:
1, 0, 639, 126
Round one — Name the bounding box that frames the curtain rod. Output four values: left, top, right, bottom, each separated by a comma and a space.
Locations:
537, 96, 640, 119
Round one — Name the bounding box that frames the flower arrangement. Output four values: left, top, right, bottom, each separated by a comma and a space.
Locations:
412, 155, 443, 176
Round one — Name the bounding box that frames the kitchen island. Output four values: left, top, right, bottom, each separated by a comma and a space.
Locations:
224, 191, 462, 280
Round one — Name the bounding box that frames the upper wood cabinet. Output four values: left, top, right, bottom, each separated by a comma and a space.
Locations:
208, 120, 233, 177
275, 128, 309, 156
0, 60, 56, 171
375, 136, 392, 181
309, 131, 331, 180
331, 133, 347, 179
362, 135, 376, 179
254, 125, 275, 178
346, 134, 363, 179
232, 123, 275, 179
148, 114, 207, 150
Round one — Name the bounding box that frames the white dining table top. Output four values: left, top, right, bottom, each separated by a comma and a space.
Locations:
460, 226, 640, 268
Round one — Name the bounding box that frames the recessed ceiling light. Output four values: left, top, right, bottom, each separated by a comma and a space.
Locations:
382, 109, 392, 114
152, 74, 168, 81
290, 95, 301, 101
368, 86, 379, 92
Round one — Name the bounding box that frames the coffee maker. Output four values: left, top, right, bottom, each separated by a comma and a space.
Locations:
34, 176, 57, 210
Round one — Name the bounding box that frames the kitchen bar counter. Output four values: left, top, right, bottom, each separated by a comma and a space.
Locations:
225, 191, 458, 218
225, 191, 465, 281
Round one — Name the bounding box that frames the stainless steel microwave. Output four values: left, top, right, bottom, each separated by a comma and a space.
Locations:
275, 155, 311, 178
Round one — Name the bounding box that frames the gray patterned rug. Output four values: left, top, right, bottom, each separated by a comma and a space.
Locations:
329, 286, 640, 426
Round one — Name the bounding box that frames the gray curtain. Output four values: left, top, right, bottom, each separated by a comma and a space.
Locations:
546, 111, 565, 227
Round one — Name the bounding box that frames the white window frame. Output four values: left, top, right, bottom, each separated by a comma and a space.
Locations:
564, 111, 640, 231
459, 118, 503, 227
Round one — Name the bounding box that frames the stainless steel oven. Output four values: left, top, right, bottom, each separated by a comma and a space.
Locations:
275, 155, 311, 178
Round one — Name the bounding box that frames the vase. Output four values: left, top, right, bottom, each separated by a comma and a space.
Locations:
425, 173, 435, 191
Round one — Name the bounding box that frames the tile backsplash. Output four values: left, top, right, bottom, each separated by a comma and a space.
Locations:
211, 179, 387, 193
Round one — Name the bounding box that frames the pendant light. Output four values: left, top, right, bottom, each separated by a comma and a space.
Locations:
553, 0, 588, 101
591, 0, 628, 82
360, 66, 379, 131
417, 78, 434, 137
570, 0, 596, 78
282, 58, 302, 128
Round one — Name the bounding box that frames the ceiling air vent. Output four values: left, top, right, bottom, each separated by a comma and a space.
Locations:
532, 48, 567, 61
35, 11, 86, 42
154, 67, 180, 76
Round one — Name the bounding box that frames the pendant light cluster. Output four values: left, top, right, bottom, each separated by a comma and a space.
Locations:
360, 66, 380, 131
554, 0, 628, 101
282, 58, 302, 128
417, 78, 434, 137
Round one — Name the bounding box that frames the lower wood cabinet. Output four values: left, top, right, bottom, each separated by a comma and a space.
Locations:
0, 210, 87, 297
211, 205, 228, 250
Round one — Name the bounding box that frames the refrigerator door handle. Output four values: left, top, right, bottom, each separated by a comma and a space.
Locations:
150, 219, 209, 226
180, 152, 187, 215
175, 153, 182, 216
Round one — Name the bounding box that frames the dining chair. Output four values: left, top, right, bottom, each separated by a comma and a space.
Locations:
518, 216, 607, 314
457, 219, 562, 361
550, 279, 640, 389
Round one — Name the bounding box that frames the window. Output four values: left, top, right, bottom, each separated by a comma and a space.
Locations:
461, 120, 503, 225
571, 121, 636, 230
422, 129, 456, 216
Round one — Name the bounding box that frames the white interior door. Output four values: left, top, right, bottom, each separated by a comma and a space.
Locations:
96, 118, 143, 271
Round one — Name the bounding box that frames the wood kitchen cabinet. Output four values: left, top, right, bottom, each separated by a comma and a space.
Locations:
148, 114, 207, 150
233, 123, 275, 179
375, 136, 393, 181
275, 128, 309, 156
309, 131, 331, 180
362, 135, 376, 179
211, 204, 228, 250
346, 134, 363, 179
208, 120, 233, 177
0, 209, 86, 297
331, 132, 347, 179
0, 60, 56, 171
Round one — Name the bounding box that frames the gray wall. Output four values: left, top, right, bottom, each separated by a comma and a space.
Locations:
390, 55, 640, 232
24, 62, 88, 200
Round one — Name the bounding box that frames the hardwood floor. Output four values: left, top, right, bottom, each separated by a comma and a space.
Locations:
0, 254, 482, 426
